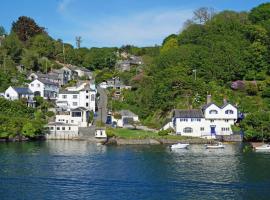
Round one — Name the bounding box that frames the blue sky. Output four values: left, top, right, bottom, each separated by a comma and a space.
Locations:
0, 0, 268, 47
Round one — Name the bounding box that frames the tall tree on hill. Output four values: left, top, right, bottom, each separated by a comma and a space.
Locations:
0, 26, 6, 35
11, 16, 46, 42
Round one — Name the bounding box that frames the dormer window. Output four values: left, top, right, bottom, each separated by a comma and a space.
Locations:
209, 110, 218, 114
225, 110, 234, 114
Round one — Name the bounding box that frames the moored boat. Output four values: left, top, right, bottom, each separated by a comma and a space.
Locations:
206, 142, 224, 149
171, 143, 189, 149
255, 144, 270, 151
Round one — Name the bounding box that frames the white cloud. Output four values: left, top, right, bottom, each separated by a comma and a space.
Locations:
56, 5, 193, 47
58, 0, 74, 13
78, 9, 193, 47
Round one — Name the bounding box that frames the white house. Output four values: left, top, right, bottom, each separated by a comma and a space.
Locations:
4, 86, 36, 107
55, 107, 90, 127
46, 122, 79, 139
28, 79, 59, 99
112, 110, 139, 127
171, 102, 238, 138
56, 83, 96, 111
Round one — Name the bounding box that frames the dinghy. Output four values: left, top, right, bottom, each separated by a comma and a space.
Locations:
171, 143, 189, 149
206, 142, 224, 149
255, 144, 270, 151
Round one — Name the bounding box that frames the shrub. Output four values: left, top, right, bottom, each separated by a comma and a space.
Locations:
46, 111, 55, 118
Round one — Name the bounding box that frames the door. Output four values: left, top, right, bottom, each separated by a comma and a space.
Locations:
210, 126, 216, 135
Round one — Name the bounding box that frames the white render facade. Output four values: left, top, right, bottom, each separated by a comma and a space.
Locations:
56, 82, 96, 111
46, 122, 79, 139
55, 107, 90, 127
173, 103, 238, 138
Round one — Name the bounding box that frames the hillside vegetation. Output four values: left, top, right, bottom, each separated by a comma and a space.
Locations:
115, 4, 270, 141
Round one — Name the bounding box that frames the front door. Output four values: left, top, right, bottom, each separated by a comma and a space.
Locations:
210, 126, 216, 135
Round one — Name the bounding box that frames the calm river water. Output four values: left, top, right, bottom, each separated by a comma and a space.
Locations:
0, 141, 269, 200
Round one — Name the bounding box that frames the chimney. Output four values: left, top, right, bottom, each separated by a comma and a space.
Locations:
223, 98, 227, 105
207, 94, 212, 104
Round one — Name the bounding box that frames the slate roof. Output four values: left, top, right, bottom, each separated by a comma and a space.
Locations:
47, 122, 77, 126
59, 90, 79, 94
38, 79, 59, 86
119, 110, 138, 117
173, 109, 204, 118
14, 87, 33, 95
71, 107, 88, 112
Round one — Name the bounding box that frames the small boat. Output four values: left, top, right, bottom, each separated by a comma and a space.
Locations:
171, 143, 189, 149
206, 142, 224, 149
255, 144, 270, 151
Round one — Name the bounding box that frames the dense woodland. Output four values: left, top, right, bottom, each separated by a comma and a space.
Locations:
1, 3, 270, 140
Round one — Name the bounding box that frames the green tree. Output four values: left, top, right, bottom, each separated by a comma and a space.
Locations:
249, 3, 270, 23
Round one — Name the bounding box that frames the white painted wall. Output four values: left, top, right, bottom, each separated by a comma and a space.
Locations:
46, 124, 79, 139
57, 90, 95, 111
175, 103, 238, 137
29, 79, 45, 97
4, 87, 19, 100
28, 79, 59, 99
95, 129, 107, 138
55, 111, 88, 127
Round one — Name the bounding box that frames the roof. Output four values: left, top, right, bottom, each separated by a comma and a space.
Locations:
71, 107, 88, 112
202, 102, 237, 110
119, 110, 138, 117
14, 87, 33, 95
47, 122, 77, 126
202, 103, 216, 111
37, 79, 59, 86
173, 109, 204, 118
59, 90, 79, 94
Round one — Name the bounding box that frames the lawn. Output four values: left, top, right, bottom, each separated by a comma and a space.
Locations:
108, 128, 190, 140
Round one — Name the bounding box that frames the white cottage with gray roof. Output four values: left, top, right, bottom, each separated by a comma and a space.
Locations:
172, 101, 238, 138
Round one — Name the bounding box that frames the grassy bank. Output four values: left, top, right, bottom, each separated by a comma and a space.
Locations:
107, 128, 190, 140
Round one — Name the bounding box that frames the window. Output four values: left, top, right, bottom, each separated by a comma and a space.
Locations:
210, 120, 214, 123
62, 95, 67, 99
37, 84, 40, 87
72, 112, 81, 117
200, 127, 204, 131
71, 120, 74, 123
225, 119, 229, 122
183, 127, 193, 133
69, 127, 71, 130
91, 94, 95, 101
73, 95, 78, 99
180, 118, 188, 122
57, 127, 60, 130
222, 127, 230, 131
62, 127, 65, 130
31, 84, 34, 87
86, 103, 89, 107
6, 94, 9, 97
86, 95, 89, 99
73, 102, 78, 106
225, 110, 234, 114
50, 127, 54, 130
209, 110, 218, 114
86, 90, 89, 93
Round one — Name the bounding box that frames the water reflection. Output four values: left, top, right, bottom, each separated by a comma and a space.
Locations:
45, 140, 107, 156
0, 142, 270, 200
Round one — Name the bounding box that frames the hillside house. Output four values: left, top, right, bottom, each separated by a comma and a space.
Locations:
56, 82, 96, 111
113, 110, 139, 127
4, 86, 36, 107
55, 107, 90, 127
165, 96, 238, 138
29, 79, 59, 99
